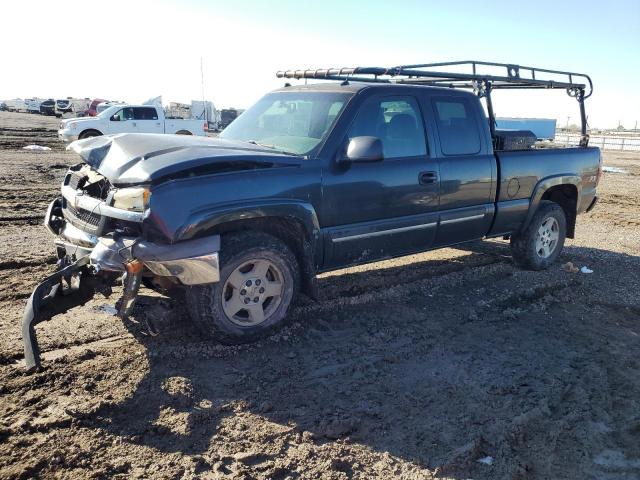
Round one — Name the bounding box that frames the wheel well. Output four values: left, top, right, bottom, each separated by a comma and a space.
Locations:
79, 129, 102, 139
211, 217, 317, 299
541, 184, 577, 238
175, 130, 192, 135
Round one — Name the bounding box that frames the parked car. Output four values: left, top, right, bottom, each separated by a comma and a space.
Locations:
39, 99, 56, 116
57, 103, 208, 141
22, 61, 601, 370
0, 102, 7, 111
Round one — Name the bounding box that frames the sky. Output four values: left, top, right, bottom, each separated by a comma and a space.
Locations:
1, 0, 639, 129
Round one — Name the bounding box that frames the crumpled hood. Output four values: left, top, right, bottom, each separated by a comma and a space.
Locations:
67, 133, 302, 186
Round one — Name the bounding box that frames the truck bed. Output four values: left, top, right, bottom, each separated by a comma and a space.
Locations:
489, 146, 601, 236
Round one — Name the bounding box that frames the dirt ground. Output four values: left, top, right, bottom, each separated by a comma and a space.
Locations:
0, 110, 638, 479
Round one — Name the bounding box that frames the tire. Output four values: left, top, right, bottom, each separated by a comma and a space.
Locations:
79, 130, 101, 140
510, 200, 567, 270
185, 232, 300, 344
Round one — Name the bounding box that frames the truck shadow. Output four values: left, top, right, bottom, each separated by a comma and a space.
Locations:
86, 240, 639, 476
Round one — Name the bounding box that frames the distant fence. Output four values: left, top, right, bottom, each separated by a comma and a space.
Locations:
554, 133, 640, 151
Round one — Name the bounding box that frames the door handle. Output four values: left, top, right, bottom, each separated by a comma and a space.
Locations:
419, 171, 438, 184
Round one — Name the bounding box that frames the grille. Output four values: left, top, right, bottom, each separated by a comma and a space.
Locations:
64, 203, 101, 227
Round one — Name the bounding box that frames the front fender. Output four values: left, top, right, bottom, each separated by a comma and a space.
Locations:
175, 199, 321, 243
523, 174, 582, 229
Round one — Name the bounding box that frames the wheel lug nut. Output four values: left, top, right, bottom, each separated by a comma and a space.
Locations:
259, 287, 265, 293
253, 297, 259, 303
244, 298, 250, 304
240, 289, 246, 295
255, 279, 261, 286
246, 280, 252, 287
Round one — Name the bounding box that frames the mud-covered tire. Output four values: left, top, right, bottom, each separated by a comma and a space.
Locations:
185, 232, 300, 344
510, 200, 567, 270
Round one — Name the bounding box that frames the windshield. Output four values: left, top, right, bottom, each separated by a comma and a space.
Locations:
96, 105, 120, 118
219, 91, 351, 155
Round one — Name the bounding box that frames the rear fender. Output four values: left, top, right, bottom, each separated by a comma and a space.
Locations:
523, 174, 581, 230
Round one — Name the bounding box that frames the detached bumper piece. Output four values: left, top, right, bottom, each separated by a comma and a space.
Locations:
22, 231, 220, 371
22, 256, 96, 371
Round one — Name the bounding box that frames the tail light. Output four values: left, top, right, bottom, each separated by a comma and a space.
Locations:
203, 122, 208, 132
596, 153, 603, 185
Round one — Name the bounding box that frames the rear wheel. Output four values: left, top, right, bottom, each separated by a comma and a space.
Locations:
185, 232, 299, 344
510, 200, 567, 270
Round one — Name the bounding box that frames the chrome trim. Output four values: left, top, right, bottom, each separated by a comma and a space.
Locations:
61, 185, 145, 222
439, 213, 485, 225
54, 239, 94, 259
332, 222, 437, 243
60, 222, 98, 248
145, 253, 220, 285
88, 236, 220, 285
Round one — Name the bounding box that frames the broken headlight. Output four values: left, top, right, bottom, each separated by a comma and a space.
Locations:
112, 187, 150, 212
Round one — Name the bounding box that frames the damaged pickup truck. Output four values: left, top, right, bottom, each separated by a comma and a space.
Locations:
24, 61, 601, 370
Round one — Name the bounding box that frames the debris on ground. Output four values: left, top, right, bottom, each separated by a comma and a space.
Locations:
22, 144, 52, 151
478, 456, 494, 465
602, 166, 628, 174
562, 261, 580, 273
580, 266, 594, 274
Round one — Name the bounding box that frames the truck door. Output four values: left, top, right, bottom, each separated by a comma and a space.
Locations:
108, 107, 136, 134
428, 95, 495, 245
132, 107, 163, 133
322, 94, 440, 268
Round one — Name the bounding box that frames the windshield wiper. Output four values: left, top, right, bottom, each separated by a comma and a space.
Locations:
245, 140, 299, 156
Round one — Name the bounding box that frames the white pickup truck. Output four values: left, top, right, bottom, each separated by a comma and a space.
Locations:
58, 104, 208, 142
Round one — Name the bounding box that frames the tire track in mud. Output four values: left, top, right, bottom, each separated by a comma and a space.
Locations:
0, 256, 57, 271
318, 250, 509, 300
295, 257, 514, 321
0, 262, 56, 301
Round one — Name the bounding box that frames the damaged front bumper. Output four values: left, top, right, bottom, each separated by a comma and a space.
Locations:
22, 199, 220, 371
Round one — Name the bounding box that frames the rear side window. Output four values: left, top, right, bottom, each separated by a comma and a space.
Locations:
433, 98, 481, 155
348, 96, 426, 159
133, 107, 158, 120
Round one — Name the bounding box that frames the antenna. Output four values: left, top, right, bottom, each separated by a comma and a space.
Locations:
200, 57, 207, 123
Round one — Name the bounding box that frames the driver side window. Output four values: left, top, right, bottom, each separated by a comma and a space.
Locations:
348, 96, 427, 159
111, 108, 134, 121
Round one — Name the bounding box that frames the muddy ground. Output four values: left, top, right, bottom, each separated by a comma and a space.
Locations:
0, 110, 638, 479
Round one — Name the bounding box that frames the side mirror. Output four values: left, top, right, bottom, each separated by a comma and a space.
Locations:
344, 136, 384, 162
110, 115, 120, 122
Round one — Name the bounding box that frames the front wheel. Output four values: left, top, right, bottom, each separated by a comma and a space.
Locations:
185, 232, 300, 344
510, 200, 567, 270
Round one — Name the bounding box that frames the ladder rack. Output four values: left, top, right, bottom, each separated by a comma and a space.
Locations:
276, 60, 593, 146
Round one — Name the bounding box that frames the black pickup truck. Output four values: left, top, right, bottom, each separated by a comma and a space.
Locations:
23, 61, 601, 369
